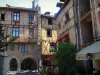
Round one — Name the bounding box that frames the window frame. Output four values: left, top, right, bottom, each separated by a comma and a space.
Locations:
48, 18, 53, 25
29, 13, 34, 23
13, 12, 20, 21
47, 29, 52, 37
12, 27, 19, 37
1, 13, 5, 21
50, 43, 56, 52
21, 44, 28, 52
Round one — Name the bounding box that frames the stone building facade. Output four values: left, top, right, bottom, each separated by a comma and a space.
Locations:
56, 0, 100, 72
76, 0, 100, 71
0, 5, 41, 71
56, 0, 76, 44
55, 0, 100, 73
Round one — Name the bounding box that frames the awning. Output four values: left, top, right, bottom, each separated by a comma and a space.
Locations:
76, 41, 100, 60
56, 33, 69, 42
44, 55, 55, 61
77, 41, 100, 55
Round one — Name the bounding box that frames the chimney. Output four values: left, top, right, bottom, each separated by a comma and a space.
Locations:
6, 4, 10, 7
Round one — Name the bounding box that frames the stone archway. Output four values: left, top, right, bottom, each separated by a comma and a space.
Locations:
10, 58, 18, 71
21, 58, 37, 70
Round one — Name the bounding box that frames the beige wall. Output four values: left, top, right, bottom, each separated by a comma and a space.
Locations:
0, 9, 38, 42
0, 8, 41, 71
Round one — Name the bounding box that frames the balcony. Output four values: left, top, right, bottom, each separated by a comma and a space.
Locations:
28, 37, 37, 43
11, 37, 37, 44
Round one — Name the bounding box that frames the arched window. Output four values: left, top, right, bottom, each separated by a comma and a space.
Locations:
10, 58, 17, 71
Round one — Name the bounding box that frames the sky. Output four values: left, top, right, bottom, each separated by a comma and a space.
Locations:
0, 0, 60, 15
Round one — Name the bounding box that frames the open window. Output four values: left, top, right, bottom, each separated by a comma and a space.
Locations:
1, 14, 5, 21
47, 29, 52, 37
48, 18, 53, 25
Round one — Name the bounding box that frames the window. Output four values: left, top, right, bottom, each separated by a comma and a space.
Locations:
65, 12, 70, 24
1, 14, 5, 21
13, 12, 20, 21
50, 43, 56, 52
29, 28, 34, 37
12, 27, 19, 37
48, 18, 52, 25
47, 29, 52, 37
21, 44, 28, 52
29, 13, 34, 23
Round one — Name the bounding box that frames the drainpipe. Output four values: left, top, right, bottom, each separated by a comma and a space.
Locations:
73, 0, 81, 49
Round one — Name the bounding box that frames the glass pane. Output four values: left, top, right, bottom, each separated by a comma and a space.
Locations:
14, 16, 16, 21
16, 28, 19, 31
12, 31, 15, 36
17, 16, 19, 21
14, 13, 16, 16
13, 28, 15, 31
29, 18, 31, 22
16, 31, 19, 36
12, 28, 16, 36
17, 13, 19, 16
21, 46, 24, 52
25, 47, 28, 52
29, 14, 34, 22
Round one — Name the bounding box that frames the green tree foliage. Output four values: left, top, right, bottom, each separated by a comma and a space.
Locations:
54, 40, 77, 75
